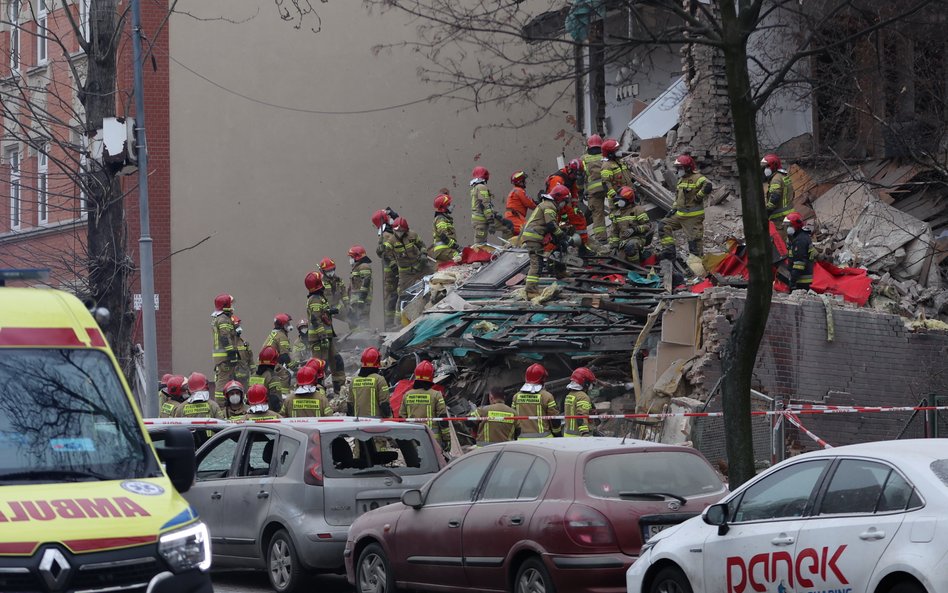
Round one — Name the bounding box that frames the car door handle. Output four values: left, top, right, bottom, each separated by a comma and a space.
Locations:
448, 520, 461, 528
210, 492, 222, 500
257, 491, 270, 499
859, 528, 885, 541
509, 515, 524, 526
770, 535, 795, 546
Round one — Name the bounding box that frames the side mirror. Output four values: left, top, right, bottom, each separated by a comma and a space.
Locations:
401, 489, 424, 509
156, 427, 196, 494
703, 503, 730, 535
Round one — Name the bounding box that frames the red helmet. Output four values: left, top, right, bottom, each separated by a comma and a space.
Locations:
434, 194, 452, 213
296, 365, 318, 387
549, 184, 571, 203
413, 360, 435, 382
246, 384, 269, 407
567, 158, 583, 175
223, 380, 245, 395
674, 154, 696, 172
510, 170, 527, 186
187, 372, 208, 393
319, 257, 336, 273
392, 217, 409, 232
525, 363, 548, 384
361, 347, 381, 368
784, 212, 804, 230
617, 186, 636, 204
160, 373, 172, 385
371, 209, 389, 229
274, 313, 291, 328
166, 375, 188, 398
587, 134, 603, 149
348, 244, 367, 260
305, 270, 324, 293
760, 153, 782, 171
304, 357, 327, 379
601, 139, 620, 157
214, 293, 234, 311
570, 367, 597, 387
259, 346, 279, 366
471, 166, 490, 181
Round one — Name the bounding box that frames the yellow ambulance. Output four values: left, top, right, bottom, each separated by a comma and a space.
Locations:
0, 277, 212, 593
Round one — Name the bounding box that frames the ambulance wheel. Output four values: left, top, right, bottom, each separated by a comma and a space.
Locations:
649, 566, 693, 593
886, 582, 925, 593
267, 529, 305, 593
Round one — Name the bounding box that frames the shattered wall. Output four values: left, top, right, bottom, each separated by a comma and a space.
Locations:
694, 288, 948, 446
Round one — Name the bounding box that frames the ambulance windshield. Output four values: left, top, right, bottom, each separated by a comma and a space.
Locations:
0, 349, 159, 484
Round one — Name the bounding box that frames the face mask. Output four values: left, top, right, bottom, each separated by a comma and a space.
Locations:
763, 167, 773, 178
787, 226, 796, 236
675, 168, 686, 179
228, 394, 243, 406
615, 199, 627, 209
349, 257, 355, 266
447, 206, 453, 214
326, 270, 336, 277
235, 326, 243, 336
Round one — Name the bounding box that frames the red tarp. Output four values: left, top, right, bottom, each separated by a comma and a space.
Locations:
812, 261, 873, 306
460, 246, 494, 264
389, 379, 414, 418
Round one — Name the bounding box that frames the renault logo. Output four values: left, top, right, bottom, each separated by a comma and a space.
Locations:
38, 548, 71, 591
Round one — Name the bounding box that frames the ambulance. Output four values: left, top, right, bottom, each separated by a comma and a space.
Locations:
0, 275, 212, 593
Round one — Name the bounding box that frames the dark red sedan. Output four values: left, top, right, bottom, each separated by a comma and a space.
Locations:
344, 438, 727, 593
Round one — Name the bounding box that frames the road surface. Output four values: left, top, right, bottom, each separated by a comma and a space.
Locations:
212, 570, 353, 592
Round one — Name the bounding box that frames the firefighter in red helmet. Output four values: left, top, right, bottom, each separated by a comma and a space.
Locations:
234, 384, 283, 421
381, 216, 429, 300
511, 364, 561, 438
609, 186, 652, 263
262, 313, 293, 399
659, 154, 713, 259
470, 166, 514, 242
372, 207, 400, 330
431, 194, 460, 263
347, 244, 373, 330
582, 134, 608, 246
399, 360, 450, 449
282, 365, 333, 418
211, 293, 240, 405
159, 375, 188, 418
761, 153, 795, 242
784, 212, 815, 291
348, 347, 392, 418
564, 367, 596, 437
519, 184, 569, 298
173, 372, 223, 419
320, 257, 349, 321
251, 346, 286, 413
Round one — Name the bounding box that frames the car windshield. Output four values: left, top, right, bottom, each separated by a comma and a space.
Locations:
323, 428, 440, 477
0, 348, 159, 484
584, 450, 724, 499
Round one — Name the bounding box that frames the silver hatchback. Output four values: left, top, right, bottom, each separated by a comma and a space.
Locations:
186, 419, 445, 592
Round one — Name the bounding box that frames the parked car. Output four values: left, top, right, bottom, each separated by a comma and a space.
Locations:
186, 419, 445, 593
626, 439, 948, 593
345, 437, 727, 593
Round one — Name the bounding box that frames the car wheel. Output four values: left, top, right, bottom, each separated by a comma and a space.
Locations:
267, 529, 305, 593
887, 582, 926, 593
514, 557, 556, 593
357, 543, 396, 593
649, 567, 693, 593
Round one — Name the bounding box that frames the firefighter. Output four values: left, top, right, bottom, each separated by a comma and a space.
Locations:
505, 170, 533, 235
231, 314, 253, 392
384, 217, 429, 296
470, 166, 514, 242
283, 365, 333, 418
519, 184, 569, 298
320, 257, 349, 318
173, 372, 223, 419
159, 375, 188, 418
348, 347, 392, 418
785, 212, 815, 291
468, 387, 519, 446
559, 193, 591, 256
511, 363, 561, 439
398, 360, 450, 449
609, 186, 652, 264
431, 194, 460, 262
600, 138, 634, 210
581, 134, 608, 245
262, 313, 293, 399
221, 380, 248, 420
564, 367, 595, 437
157, 373, 172, 407
659, 154, 713, 259
251, 346, 285, 413
211, 293, 239, 404
291, 319, 310, 369
546, 159, 582, 196
305, 270, 336, 363
347, 244, 372, 330
372, 208, 400, 330
234, 384, 283, 421
762, 153, 795, 242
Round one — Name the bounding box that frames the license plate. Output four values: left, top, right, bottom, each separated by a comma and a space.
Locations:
358, 499, 397, 515
643, 524, 671, 541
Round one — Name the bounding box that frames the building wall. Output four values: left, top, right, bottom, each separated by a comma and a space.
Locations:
168, 1, 576, 374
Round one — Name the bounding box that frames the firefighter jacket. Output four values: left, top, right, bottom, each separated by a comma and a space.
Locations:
765, 170, 795, 221
512, 387, 560, 437
469, 402, 518, 445
470, 182, 496, 226
282, 388, 332, 418
159, 400, 182, 418
520, 197, 564, 246
399, 388, 449, 445
788, 229, 816, 288
382, 230, 427, 276
563, 388, 592, 436
249, 367, 284, 412
211, 311, 238, 362
231, 408, 283, 422
559, 202, 588, 236
223, 403, 248, 420
546, 171, 579, 199
600, 158, 633, 199
674, 172, 711, 217
377, 230, 398, 277
173, 395, 223, 419
349, 372, 391, 417
307, 291, 333, 347
581, 152, 605, 196
263, 328, 292, 361
291, 337, 309, 368
324, 274, 348, 311
348, 259, 373, 306
505, 187, 534, 234
237, 336, 253, 368
432, 213, 459, 258
609, 204, 651, 249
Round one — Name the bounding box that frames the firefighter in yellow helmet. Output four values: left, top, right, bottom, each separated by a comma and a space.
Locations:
282, 364, 333, 418
211, 293, 240, 405
564, 367, 595, 437
348, 347, 392, 418
660, 154, 712, 258
399, 360, 450, 449
173, 372, 223, 419
511, 364, 561, 438
467, 386, 519, 446
347, 245, 373, 330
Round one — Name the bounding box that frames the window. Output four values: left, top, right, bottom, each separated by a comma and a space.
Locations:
36, 0, 46, 64
276, 437, 300, 478
7, 149, 20, 229
239, 430, 277, 477
195, 432, 240, 480
37, 148, 47, 223
732, 460, 829, 523
78, 0, 89, 43
584, 451, 725, 500
819, 459, 921, 515
323, 428, 440, 477
520, 457, 551, 499
425, 451, 497, 505
480, 452, 549, 501
8, 0, 20, 71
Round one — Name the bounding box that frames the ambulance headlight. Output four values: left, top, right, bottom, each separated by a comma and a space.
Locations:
158, 522, 211, 572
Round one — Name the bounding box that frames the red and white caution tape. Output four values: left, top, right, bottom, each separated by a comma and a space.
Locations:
784, 413, 833, 449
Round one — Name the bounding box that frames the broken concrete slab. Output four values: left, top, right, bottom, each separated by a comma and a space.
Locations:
813, 180, 875, 235
842, 197, 930, 274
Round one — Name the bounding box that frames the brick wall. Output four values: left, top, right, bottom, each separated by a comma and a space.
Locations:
694, 288, 948, 449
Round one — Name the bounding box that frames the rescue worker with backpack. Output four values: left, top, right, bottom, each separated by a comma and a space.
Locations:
262, 313, 293, 399
600, 138, 634, 209
659, 154, 713, 259
785, 212, 816, 291
173, 372, 222, 419
563, 368, 595, 437
159, 375, 188, 418
211, 293, 240, 405
468, 386, 519, 446
348, 347, 392, 418
431, 193, 460, 263
581, 134, 608, 245
283, 365, 333, 418
234, 384, 283, 421
609, 186, 652, 264
519, 184, 569, 298
505, 170, 534, 235
251, 346, 286, 414
761, 153, 795, 242
399, 360, 451, 450
221, 380, 249, 419
511, 364, 561, 438
347, 244, 372, 330
372, 208, 400, 330
384, 217, 429, 296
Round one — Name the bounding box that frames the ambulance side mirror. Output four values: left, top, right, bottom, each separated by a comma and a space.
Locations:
156, 427, 197, 494
703, 503, 730, 535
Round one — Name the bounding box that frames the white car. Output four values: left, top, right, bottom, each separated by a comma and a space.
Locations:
627, 439, 948, 593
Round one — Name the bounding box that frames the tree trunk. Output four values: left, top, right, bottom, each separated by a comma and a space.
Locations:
717, 3, 771, 488
83, 0, 134, 377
